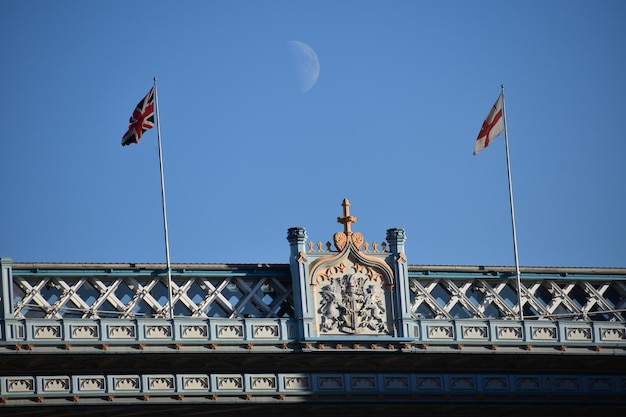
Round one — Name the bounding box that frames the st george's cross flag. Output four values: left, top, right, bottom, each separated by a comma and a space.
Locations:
121, 87, 155, 146
473, 93, 504, 155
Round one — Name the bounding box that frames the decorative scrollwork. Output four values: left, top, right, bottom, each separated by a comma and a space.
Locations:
114, 377, 140, 391
183, 377, 208, 390
146, 325, 172, 338
149, 377, 174, 390
251, 376, 276, 389
217, 376, 242, 389
34, 325, 61, 338
318, 376, 343, 389
79, 378, 105, 391
217, 325, 243, 338
43, 378, 70, 391
284, 376, 309, 389
8, 378, 34, 392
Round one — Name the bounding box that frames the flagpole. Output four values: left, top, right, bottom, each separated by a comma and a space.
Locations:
501, 84, 524, 321
153, 77, 175, 320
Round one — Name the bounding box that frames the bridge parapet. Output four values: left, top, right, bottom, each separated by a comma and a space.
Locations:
408, 266, 626, 322
2, 317, 625, 351
2, 259, 626, 350
1, 198, 626, 414
1, 371, 624, 403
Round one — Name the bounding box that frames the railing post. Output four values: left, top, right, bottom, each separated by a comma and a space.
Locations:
286, 227, 313, 339
385, 229, 413, 338
1, 258, 14, 319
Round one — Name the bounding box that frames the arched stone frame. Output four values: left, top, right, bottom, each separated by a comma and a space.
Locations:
309, 236, 395, 336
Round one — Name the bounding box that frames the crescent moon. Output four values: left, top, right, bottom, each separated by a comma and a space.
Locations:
287, 40, 320, 93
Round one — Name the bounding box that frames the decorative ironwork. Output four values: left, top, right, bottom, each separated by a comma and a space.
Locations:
409, 274, 626, 321
11, 272, 293, 320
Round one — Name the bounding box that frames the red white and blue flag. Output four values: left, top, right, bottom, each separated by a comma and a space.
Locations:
121, 87, 155, 146
474, 93, 504, 155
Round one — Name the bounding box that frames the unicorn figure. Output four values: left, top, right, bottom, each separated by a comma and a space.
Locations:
318, 278, 343, 332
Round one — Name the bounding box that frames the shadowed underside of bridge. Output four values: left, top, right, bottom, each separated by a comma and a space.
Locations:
5, 402, 625, 417
1, 346, 625, 416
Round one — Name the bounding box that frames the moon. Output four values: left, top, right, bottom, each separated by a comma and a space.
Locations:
287, 40, 320, 93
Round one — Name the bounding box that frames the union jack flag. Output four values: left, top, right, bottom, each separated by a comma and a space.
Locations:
121, 87, 155, 146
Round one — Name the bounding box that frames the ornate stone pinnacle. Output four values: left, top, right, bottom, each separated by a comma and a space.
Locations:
337, 198, 357, 235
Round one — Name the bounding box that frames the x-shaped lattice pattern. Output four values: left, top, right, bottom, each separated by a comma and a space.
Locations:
11, 274, 626, 321
12, 275, 294, 319
409, 278, 626, 321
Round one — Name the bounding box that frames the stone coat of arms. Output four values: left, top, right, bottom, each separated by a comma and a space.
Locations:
309, 199, 394, 336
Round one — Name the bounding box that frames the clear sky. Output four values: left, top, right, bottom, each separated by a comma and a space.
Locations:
1, 1, 624, 268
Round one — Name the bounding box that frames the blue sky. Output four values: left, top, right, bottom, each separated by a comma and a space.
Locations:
1, 1, 624, 268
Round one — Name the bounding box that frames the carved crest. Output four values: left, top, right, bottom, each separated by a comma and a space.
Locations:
310, 199, 393, 335
317, 267, 389, 335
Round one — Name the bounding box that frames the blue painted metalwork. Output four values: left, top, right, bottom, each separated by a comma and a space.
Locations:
0, 206, 625, 410
1, 257, 626, 347
1, 372, 624, 401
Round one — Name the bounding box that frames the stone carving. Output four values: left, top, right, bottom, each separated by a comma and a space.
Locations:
251, 376, 276, 389
351, 376, 376, 389
149, 377, 174, 390
71, 325, 98, 339
43, 377, 70, 391
145, 325, 172, 338
318, 272, 389, 335
333, 232, 348, 252
108, 325, 136, 339
589, 377, 613, 391
450, 377, 475, 390
555, 377, 580, 391
182, 325, 208, 338
253, 325, 279, 338
483, 377, 508, 390
8, 378, 34, 392
384, 376, 409, 390
114, 377, 140, 391
417, 377, 442, 390
428, 325, 454, 339
311, 200, 394, 336
497, 326, 522, 339
33, 325, 61, 338
318, 376, 343, 389
566, 327, 591, 340
516, 377, 540, 390
284, 376, 310, 390
78, 377, 105, 391
217, 376, 242, 390
217, 325, 243, 338
183, 376, 209, 390
532, 326, 557, 340
600, 327, 626, 341
462, 326, 487, 339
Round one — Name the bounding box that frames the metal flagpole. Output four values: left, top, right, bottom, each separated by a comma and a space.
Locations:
153, 77, 174, 320
501, 84, 524, 321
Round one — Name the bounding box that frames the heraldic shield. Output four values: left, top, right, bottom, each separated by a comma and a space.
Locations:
308, 200, 395, 336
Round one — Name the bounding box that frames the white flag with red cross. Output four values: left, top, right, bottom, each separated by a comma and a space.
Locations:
474, 93, 504, 155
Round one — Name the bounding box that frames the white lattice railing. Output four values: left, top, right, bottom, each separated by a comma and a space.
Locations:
408, 268, 626, 322
9, 266, 293, 320
5, 264, 626, 323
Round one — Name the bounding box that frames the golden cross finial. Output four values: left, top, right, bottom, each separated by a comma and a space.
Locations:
337, 198, 357, 234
